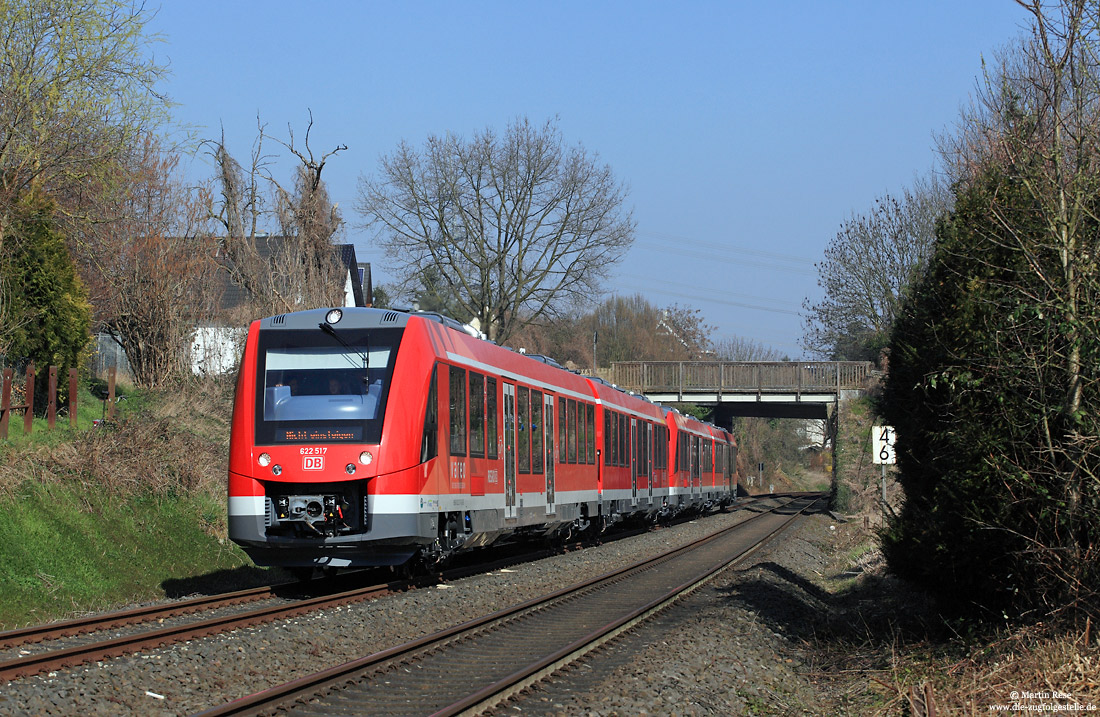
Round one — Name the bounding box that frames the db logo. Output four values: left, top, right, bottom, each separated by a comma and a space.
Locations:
303, 456, 325, 471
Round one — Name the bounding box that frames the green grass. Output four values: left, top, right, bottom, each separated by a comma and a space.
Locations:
0, 480, 256, 628
0, 383, 147, 450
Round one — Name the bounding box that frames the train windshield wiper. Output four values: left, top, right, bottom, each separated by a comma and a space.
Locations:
318, 322, 370, 370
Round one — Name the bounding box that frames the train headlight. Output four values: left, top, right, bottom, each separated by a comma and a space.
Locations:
325, 308, 343, 324
258, 453, 272, 467
272, 464, 283, 476
359, 451, 373, 465
345, 463, 357, 474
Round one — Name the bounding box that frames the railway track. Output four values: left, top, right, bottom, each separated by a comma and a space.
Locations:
0, 499, 775, 683
196, 494, 821, 717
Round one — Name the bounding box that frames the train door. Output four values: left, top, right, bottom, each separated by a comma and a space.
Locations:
645, 423, 654, 505
504, 382, 517, 520
630, 417, 638, 506
544, 394, 555, 515
692, 435, 701, 499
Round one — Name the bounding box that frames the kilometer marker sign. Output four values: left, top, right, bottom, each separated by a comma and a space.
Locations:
872, 425, 896, 465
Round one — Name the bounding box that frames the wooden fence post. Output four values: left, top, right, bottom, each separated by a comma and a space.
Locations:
69, 369, 78, 428
0, 369, 11, 439
24, 363, 34, 435
107, 367, 116, 420
48, 366, 57, 430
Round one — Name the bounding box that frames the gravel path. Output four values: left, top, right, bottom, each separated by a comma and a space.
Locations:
0, 499, 847, 716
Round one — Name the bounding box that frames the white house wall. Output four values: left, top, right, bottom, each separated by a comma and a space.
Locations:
191, 326, 246, 376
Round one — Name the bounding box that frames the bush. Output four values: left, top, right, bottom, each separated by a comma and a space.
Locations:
882, 165, 1100, 619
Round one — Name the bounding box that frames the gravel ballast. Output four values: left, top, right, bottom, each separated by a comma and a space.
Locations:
0, 500, 855, 716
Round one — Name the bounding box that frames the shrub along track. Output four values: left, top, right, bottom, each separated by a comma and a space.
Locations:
197, 494, 822, 717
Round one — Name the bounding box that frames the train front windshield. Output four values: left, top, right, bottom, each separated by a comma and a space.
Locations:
253, 328, 401, 445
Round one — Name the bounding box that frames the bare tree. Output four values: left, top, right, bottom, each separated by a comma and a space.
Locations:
76, 136, 221, 387
0, 0, 169, 357
356, 117, 635, 343
712, 335, 785, 362
507, 294, 712, 368
952, 0, 1100, 422
207, 115, 348, 319
801, 174, 951, 361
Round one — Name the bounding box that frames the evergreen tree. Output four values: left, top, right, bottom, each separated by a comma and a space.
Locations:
3, 187, 91, 401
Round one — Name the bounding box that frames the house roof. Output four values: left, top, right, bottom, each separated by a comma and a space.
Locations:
213, 235, 369, 312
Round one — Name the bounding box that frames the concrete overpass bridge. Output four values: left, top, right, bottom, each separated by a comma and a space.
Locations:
602, 360, 875, 424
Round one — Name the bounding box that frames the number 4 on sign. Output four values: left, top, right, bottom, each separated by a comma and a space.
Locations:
872, 425, 896, 465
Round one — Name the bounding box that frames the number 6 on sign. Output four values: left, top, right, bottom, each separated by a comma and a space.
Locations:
872, 425, 896, 465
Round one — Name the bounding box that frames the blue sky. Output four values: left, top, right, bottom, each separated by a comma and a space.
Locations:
149, 1, 1030, 357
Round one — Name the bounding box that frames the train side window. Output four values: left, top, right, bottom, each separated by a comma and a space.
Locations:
692, 436, 700, 479
487, 377, 499, 459
567, 399, 577, 464
580, 402, 589, 464
518, 386, 531, 473
469, 372, 485, 458
632, 421, 639, 473
620, 414, 628, 467
609, 411, 617, 466
621, 414, 628, 467
577, 403, 586, 465
558, 398, 567, 463
532, 390, 543, 474
449, 365, 466, 456
619, 414, 628, 468
421, 365, 439, 462
607, 411, 616, 468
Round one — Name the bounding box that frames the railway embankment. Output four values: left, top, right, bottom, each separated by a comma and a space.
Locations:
0, 379, 266, 629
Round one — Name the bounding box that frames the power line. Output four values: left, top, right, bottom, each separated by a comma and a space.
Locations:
616, 272, 804, 311
634, 230, 818, 274
609, 280, 804, 317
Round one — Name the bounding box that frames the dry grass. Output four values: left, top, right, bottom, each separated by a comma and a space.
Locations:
918, 622, 1100, 715
807, 518, 1100, 715
0, 377, 234, 500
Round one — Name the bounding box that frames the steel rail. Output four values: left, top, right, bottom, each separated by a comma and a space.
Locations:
0, 507, 698, 681
0, 580, 407, 682
442, 495, 820, 716
194, 494, 821, 717
0, 584, 282, 650
0, 495, 771, 684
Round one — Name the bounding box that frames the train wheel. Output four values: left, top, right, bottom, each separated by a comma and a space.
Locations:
289, 567, 316, 582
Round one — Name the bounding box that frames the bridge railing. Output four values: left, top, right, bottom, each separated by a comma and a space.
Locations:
609, 361, 875, 396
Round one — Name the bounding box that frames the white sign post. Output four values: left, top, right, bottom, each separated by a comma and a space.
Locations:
872, 425, 896, 515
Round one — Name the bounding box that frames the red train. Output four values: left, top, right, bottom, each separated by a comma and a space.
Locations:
228, 307, 738, 573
